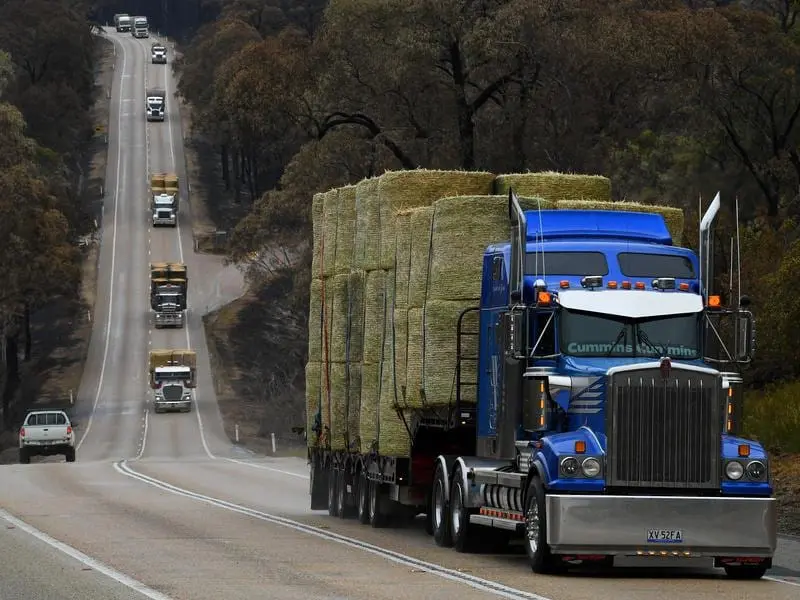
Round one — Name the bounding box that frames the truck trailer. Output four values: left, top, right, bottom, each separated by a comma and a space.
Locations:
306, 175, 774, 580
149, 350, 196, 413
150, 262, 186, 328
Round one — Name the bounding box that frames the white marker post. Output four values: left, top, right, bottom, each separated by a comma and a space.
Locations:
271, 433, 276, 454
69, 390, 74, 405
235, 423, 239, 443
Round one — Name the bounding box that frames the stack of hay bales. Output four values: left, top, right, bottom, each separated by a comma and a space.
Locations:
306, 169, 686, 456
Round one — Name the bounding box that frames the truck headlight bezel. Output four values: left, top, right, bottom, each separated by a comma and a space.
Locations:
725, 460, 744, 480
559, 456, 580, 477
745, 460, 767, 481
581, 457, 601, 477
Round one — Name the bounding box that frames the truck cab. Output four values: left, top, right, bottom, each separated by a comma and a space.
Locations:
115, 14, 131, 32
146, 89, 165, 122
149, 350, 196, 414
150, 262, 187, 328
152, 192, 177, 226
132, 16, 149, 38
428, 193, 774, 579
151, 43, 167, 64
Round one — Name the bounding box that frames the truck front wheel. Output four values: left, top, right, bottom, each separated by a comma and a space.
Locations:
524, 476, 562, 574
724, 565, 768, 580
450, 467, 479, 553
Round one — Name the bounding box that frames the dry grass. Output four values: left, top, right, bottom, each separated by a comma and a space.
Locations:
772, 454, 800, 535
203, 272, 308, 456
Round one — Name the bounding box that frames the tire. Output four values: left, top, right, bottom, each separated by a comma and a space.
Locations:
356, 470, 370, 524
327, 465, 338, 517
19, 448, 30, 464
524, 475, 562, 573
724, 565, 768, 580
432, 463, 452, 547
65, 448, 76, 463
368, 479, 387, 528
450, 467, 479, 553
336, 468, 349, 518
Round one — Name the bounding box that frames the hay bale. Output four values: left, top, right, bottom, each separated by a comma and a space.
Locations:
308, 278, 323, 362
334, 185, 358, 274
427, 195, 553, 301
405, 308, 424, 407
150, 173, 165, 188
311, 193, 324, 278
394, 210, 412, 309
378, 170, 495, 270
348, 270, 366, 364
408, 206, 435, 308
362, 270, 388, 363
359, 362, 380, 451
329, 274, 353, 363
330, 362, 348, 451
392, 308, 408, 407
354, 177, 382, 271
422, 300, 480, 407
378, 404, 411, 458
494, 171, 611, 203
305, 361, 321, 448
347, 363, 362, 453
322, 189, 340, 277
557, 200, 685, 245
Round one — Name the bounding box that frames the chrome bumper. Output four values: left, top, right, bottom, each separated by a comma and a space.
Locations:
546, 494, 777, 557
155, 401, 191, 411
152, 218, 175, 225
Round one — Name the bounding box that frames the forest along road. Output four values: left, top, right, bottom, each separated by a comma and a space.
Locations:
0, 27, 799, 600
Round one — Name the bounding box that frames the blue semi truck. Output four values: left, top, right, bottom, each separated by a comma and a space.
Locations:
309, 190, 776, 579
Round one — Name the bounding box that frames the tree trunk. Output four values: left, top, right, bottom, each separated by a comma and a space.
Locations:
221, 144, 230, 189
24, 303, 31, 361
2, 333, 19, 430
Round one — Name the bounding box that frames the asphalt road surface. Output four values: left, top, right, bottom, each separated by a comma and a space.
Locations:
1, 27, 799, 600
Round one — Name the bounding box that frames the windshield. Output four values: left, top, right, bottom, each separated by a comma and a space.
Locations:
560, 308, 701, 359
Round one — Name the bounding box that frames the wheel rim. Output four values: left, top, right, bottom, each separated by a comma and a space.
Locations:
451, 484, 463, 535
369, 482, 377, 519
328, 470, 336, 507
525, 498, 541, 554
433, 479, 445, 529
338, 473, 346, 511
358, 475, 367, 516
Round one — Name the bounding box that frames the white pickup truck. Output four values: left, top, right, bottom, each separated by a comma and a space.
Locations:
18, 410, 76, 464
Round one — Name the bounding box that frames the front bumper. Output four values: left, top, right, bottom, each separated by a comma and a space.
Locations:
147, 114, 165, 122
155, 313, 183, 326
152, 217, 175, 225
155, 401, 191, 411
547, 494, 777, 558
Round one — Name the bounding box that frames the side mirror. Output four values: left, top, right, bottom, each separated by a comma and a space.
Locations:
736, 310, 755, 362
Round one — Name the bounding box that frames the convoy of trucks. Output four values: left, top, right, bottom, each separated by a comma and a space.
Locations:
150, 173, 179, 226
114, 13, 132, 32
132, 15, 149, 38
307, 173, 775, 580
150, 261, 187, 329
146, 88, 166, 122
149, 350, 196, 413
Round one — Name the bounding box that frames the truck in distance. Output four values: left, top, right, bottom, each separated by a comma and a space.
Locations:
149, 350, 196, 413
308, 176, 774, 580
19, 409, 76, 464
146, 88, 165, 122
150, 172, 179, 225
132, 16, 149, 38
150, 261, 187, 328
114, 14, 131, 32
151, 43, 167, 64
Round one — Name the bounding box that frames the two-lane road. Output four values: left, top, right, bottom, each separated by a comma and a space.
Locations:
0, 26, 799, 600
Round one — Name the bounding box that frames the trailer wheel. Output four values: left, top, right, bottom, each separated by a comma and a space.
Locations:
368, 480, 387, 528
309, 455, 328, 510
356, 470, 369, 524
723, 565, 768, 580
336, 468, 350, 518
327, 465, 338, 517
450, 467, 479, 553
431, 463, 452, 547
524, 476, 562, 573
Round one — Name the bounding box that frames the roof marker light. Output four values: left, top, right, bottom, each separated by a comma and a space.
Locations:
708, 295, 721, 308
635, 282, 645, 290
679, 282, 690, 291
560, 280, 569, 289
538, 291, 551, 305
621, 281, 631, 290
607, 281, 618, 289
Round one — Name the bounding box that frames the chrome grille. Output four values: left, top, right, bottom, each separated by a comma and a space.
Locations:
606, 366, 721, 489
163, 385, 183, 401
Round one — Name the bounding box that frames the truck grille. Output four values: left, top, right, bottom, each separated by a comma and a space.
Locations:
163, 385, 183, 401
606, 366, 721, 489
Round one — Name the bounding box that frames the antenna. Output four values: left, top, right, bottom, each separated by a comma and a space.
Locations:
537, 197, 546, 281
729, 236, 733, 299
735, 195, 742, 308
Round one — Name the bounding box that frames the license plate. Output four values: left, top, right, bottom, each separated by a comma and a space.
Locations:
647, 529, 684, 544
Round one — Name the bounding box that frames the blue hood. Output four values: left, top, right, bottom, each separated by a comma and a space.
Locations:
559, 356, 709, 376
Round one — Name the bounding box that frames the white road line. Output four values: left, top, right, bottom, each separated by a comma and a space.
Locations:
114, 460, 553, 600
0, 508, 173, 600
77, 33, 127, 451
223, 457, 309, 479
765, 575, 800, 588
135, 408, 149, 460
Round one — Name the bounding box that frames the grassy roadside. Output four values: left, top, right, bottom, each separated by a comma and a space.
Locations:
0, 36, 115, 462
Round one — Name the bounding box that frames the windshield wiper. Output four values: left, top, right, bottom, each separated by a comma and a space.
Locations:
637, 329, 666, 357
605, 326, 628, 357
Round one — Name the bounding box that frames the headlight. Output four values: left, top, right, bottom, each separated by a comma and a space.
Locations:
581, 457, 601, 477
560, 456, 579, 477
746, 460, 767, 481
725, 460, 744, 480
